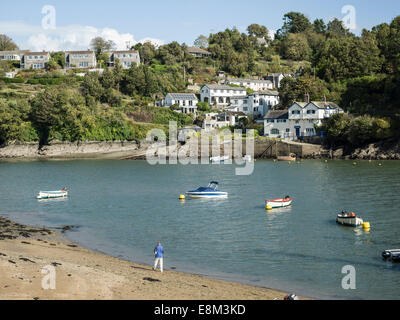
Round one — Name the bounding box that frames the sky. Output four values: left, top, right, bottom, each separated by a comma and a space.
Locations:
0, 0, 399, 51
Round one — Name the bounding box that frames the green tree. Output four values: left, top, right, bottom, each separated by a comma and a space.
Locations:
247, 24, 270, 39
30, 89, 61, 145
313, 19, 326, 34
281, 33, 311, 61
90, 37, 116, 61
194, 35, 209, 48
327, 18, 353, 37
277, 12, 312, 39
0, 34, 18, 51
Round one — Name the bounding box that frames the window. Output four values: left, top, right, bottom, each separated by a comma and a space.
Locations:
277, 119, 286, 123
271, 129, 280, 135
292, 110, 300, 115
79, 62, 89, 68
286, 128, 290, 133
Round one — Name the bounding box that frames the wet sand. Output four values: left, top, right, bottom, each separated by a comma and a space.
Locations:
0, 216, 306, 300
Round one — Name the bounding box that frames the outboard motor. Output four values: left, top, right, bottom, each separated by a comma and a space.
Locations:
284, 293, 299, 300
382, 250, 392, 259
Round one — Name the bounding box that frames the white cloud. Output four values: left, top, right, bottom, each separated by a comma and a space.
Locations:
0, 21, 164, 51
138, 37, 165, 48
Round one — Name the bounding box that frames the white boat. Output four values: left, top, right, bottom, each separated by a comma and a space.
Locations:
210, 155, 230, 163
243, 155, 252, 162
37, 188, 68, 200
336, 212, 363, 227
186, 181, 228, 199
265, 197, 292, 209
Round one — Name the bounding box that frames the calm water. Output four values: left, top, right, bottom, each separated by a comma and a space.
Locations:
1, 159, 400, 299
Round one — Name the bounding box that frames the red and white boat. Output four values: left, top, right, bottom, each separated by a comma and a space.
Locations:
265, 197, 292, 209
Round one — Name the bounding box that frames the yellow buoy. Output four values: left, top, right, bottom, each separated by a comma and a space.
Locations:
179, 194, 185, 200
379, 163, 382, 166
325, 160, 328, 163
353, 162, 357, 165
363, 222, 371, 229
266, 205, 273, 210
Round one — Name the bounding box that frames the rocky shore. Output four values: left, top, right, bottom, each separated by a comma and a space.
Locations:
2, 139, 398, 161
304, 139, 400, 160
0, 216, 303, 300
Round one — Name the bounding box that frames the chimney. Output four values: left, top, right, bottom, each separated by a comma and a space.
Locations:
304, 93, 310, 103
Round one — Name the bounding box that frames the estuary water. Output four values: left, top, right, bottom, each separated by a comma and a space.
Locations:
1, 159, 400, 299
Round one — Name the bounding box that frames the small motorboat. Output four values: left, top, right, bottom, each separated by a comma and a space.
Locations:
186, 181, 228, 199
265, 196, 292, 209
37, 188, 68, 200
382, 249, 400, 262
336, 211, 363, 227
210, 155, 230, 163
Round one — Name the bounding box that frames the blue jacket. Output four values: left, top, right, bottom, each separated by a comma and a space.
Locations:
154, 245, 164, 258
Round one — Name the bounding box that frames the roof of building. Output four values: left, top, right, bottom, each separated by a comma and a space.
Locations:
25, 52, 49, 56
0, 50, 30, 54
111, 50, 139, 54
65, 50, 95, 54
203, 84, 246, 91
254, 90, 279, 96
167, 93, 198, 100
227, 78, 273, 84
264, 110, 289, 119
308, 101, 341, 110
187, 46, 212, 55
290, 102, 308, 108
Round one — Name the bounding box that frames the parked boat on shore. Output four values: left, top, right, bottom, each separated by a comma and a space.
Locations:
277, 156, 296, 161
186, 181, 228, 199
265, 196, 292, 209
336, 211, 363, 227
37, 188, 68, 200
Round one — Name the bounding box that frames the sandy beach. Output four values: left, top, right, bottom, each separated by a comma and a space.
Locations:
0, 216, 303, 300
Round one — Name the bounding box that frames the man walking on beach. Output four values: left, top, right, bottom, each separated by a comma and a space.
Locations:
153, 241, 164, 273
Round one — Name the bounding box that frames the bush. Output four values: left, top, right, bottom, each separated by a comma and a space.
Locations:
0, 78, 25, 84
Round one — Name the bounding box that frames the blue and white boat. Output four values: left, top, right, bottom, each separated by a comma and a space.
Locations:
186, 181, 228, 199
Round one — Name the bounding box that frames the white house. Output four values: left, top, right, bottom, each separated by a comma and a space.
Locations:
200, 84, 247, 108
264, 73, 292, 88
225, 78, 274, 91
163, 93, 198, 114
228, 90, 280, 118
264, 100, 343, 139
0, 50, 29, 62
202, 112, 238, 132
